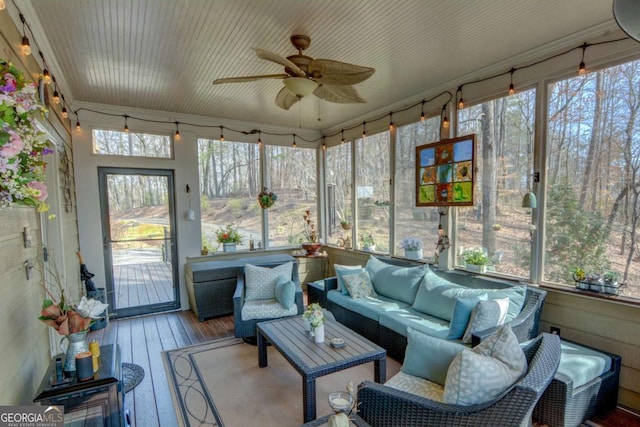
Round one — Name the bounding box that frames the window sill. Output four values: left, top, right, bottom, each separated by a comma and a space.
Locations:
539, 282, 640, 307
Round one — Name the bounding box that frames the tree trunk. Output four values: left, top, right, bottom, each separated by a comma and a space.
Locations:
481, 102, 497, 255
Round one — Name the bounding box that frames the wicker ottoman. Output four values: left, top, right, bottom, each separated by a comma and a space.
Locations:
533, 339, 621, 427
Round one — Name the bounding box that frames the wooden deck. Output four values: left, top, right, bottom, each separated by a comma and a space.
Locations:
89, 309, 639, 427
113, 261, 175, 310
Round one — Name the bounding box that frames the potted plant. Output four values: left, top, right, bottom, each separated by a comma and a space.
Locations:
462, 248, 491, 274
216, 223, 242, 252
399, 236, 423, 260
572, 267, 589, 290
340, 219, 352, 231
603, 271, 621, 295
301, 209, 321, 255
303, 303, 325, 342
360, 233, 376, 252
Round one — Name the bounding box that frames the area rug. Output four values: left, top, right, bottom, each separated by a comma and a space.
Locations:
162, 337, 400, 427
122, 362, 145, 393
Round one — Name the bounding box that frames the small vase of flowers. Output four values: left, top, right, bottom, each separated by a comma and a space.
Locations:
303, 303, 325, 342
216, 223, 242, 252
399, 237, 423, 260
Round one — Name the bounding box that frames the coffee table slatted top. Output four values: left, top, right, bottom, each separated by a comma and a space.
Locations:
257, 317, 386, 378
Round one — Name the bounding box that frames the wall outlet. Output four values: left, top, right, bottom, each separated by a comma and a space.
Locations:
550, 326, 561, 336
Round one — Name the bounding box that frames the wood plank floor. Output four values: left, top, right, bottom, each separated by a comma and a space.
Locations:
113, 262, 174, 310
88, 309, 640, 427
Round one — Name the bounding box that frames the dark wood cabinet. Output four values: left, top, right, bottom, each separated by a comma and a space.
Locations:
34, 344, 126, 427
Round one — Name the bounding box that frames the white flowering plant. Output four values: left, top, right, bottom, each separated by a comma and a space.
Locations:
0, 60, 52, 212
303, 302, 325, 331
399, 236, 423, 251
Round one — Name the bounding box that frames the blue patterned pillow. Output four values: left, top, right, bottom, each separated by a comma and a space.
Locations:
461, 298, 509, 344
275, 275, 295, 309
244, 262, 293, 301
342, 270, 377, 298
334, 264, 365, 295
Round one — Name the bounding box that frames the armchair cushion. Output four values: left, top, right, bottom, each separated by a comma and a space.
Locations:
402, 328, 466, 385
275, 276, 295, 309
342, 270, 377, 298
241, 298, 298, 321
385, 372, 444, 401
461, 297, 509, 344
244, 261, 293, 301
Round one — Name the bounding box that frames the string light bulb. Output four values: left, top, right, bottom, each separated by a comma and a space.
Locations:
508, 68, 516, 95
124, 115, 129, 132
362, 122, 367, 139
292, 135, 297, 148
322, 137, 326, 150
174, 122, 180, 140
61, 106, 68, 119
258, 131, 262, 147
341, 129, 345, 144
76, 120, 81, 130
0, 0, 6, 11
52, 89, 60, 104
389, 113, 394, 131
42, 69, 51, 85
220, 126, 224, 142
20, 14, 31, 56
441, 105, 449, 130
578, 43, 587, 76
420, 101, 426, 122
457, 86, 464, 109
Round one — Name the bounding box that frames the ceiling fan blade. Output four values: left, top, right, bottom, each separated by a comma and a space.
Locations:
275, 87, 299, 110
253, 48, 305, 77
213, 74, 289, 85
313, 85, 366, 104
308, 59, 375, 85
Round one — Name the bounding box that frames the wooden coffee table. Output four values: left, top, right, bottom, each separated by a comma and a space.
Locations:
257, 316, 386, 423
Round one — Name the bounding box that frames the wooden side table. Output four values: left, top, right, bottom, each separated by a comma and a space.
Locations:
34, 344, 126, 427
294, 253, 329, 286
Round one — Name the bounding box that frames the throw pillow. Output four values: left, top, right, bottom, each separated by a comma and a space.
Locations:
365, 256, 426, 304
275, 275, 295, 309
334, 264, 365, 295
474, 324, 527, 376
402, 328, 467, 385
447, 295, 487, 340
453, 285, 527, 323
461, 298, 509, 344
442, 348, 523, 406
244, 262, 293, 301
342, 270, 377, 298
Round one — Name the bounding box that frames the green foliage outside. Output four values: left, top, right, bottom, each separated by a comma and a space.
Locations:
544, 182, 609, 283
462, 248, 492, 266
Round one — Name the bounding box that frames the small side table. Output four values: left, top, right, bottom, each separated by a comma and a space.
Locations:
302, 413, 371, 426
34, 344, 126, 427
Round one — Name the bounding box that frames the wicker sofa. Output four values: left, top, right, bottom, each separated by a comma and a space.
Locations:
316, 256, 547, 361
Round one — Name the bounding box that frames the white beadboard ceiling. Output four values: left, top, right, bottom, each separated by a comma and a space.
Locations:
22, 0, 616, 131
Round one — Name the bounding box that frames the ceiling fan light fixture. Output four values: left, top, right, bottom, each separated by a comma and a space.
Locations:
283, 77, 318, 98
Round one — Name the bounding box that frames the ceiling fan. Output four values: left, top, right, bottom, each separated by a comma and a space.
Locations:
212, 34, 375, 110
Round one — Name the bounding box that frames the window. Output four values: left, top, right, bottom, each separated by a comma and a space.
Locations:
93, 130, 172, 158
326, 142, 353, 245
395, 118, 441, 259
544, 60, 640, 298
355, 132, 391, 253
456, 88, 536, 279
197, 138, 260, 251
265, 145, 317, 247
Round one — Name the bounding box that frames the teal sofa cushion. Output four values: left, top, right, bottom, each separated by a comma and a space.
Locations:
402, 328, 467, 385
454, 285, 527, 322
327, 289, 410, 321
379, 307, 450, 339
558, 341, 612, 389
411, 269, 463, 321
365, 256, 426, 305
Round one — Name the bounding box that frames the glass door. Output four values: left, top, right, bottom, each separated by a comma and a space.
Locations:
98, 167, 179, 317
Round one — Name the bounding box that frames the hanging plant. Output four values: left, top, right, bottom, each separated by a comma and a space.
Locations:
258, 187, 277, 209
0, 59, 52, 211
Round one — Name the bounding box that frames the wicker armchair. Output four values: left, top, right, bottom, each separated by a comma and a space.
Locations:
233, 263, 304, 339
357, 333, 561, 427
